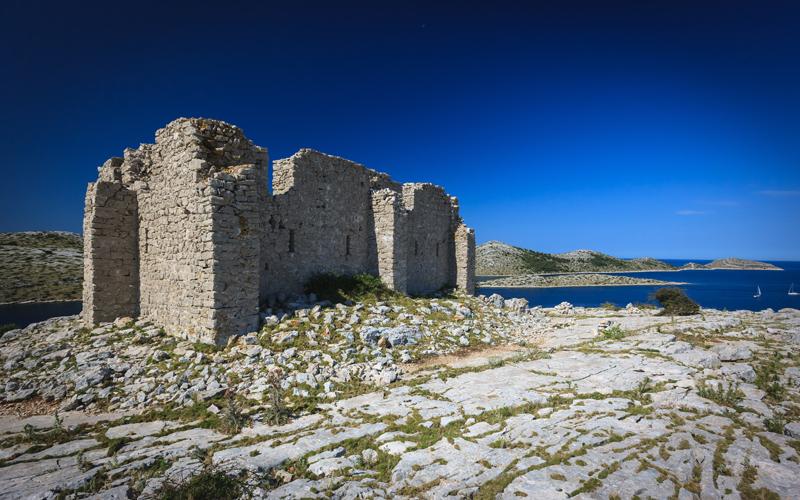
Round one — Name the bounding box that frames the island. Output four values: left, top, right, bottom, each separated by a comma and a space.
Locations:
683, 258, 783, 271
479, 273, 686, 288
476, 241, 784, 282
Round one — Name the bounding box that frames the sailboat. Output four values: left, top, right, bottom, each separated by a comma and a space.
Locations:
753, 285, 762, 299
790, 284, 799, 296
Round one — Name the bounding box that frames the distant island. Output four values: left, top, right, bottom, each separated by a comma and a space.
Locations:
479, 272, 686, 288
691, 257, 783, 271
476, 241, 783, 277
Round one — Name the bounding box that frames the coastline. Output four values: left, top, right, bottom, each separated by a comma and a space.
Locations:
477, 266, 784, 279
478, 281, 688, 289
0, 298, 82, 306
477, 272, 688, 289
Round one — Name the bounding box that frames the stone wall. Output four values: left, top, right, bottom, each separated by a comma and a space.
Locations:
371, 189, 408, 293
83, 118, 475, 344
455, 223, 476, 294
210, 164, 267, 344
402, 184, 455, 295
83, 119, 267, 344
260, 150, 400, 301
82, 180, 139, 324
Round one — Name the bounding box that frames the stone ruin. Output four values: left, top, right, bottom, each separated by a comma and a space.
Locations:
82, 118, 476, 345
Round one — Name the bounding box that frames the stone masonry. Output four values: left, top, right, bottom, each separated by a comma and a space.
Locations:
83, 118, 476, 344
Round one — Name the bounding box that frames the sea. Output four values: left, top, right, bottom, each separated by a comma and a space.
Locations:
2, 260, 799, 329
479, 260, 800, 312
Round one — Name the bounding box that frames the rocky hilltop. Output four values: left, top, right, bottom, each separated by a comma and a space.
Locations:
477, 241, 784, 276
1, 294, 799, 498
477, 241, 674, 275
0, 231, 82, 303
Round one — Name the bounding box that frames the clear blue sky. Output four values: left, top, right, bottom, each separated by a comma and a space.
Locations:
1, 1, 798, 260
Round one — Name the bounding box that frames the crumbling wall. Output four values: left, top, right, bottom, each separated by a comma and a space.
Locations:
209, 164, 267, 344
82, 179, 139, 324
260, 149, 401, 301
402, 183, 454, 295
455, 223, 476, 294
371, 189, 408, 293
84, 118, 475, 344
86, 119, 267, 344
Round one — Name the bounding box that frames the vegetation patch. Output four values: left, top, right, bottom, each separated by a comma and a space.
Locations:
737, 461, 780, 500
152, 466, 246, 500
754, 354, 787, 402
0, 323, 17, 335
600, 324, 627, 341
652, 288, 700, 316
696, 381, 744, 408
304, 273, 397, 303
712, 426, 734, 485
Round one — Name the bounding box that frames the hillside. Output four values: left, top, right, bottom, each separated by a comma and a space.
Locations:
0, 231, 83, 303
476, 241, 675, 275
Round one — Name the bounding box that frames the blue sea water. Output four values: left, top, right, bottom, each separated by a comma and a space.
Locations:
479, 260, 800, 311
0, 301, 82, 328
2, 262, 799, 328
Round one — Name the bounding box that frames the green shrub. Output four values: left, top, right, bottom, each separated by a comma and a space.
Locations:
697, 380, 744, 407
264, 366, 289, 425
652, 288, 699, 316
219, 392, 247, 435
600, 302, 620, 311
764, 413, 786, 434
154, 466, 244, 499
304, 273, 395, 303
601, 325, 627, 340
754, 354, 787, 401
0, 324, 18, 335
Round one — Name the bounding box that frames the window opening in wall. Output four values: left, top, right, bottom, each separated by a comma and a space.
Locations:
436, 242, 439, 257
289, 229, 295, 253
346, 235, 351, 256
414, 240, 418, 256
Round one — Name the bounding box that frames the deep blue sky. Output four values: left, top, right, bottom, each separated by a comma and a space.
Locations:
1, 1, 798, 260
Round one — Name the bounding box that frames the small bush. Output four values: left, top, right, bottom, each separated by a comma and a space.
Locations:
105, 437, 131, 456
219, 392, 247, 435
264, 366, 289, 425
304, 273, 395, 303
652, 288, 699, 316
764, 413, 786, 434
697, 381, 744, 407
631, 377, 654, 403
601, 325, 627, 340
600, 302, 620, 311
154, 466, 245, 500
755, 354, 787, 401
0, 323, 18, 335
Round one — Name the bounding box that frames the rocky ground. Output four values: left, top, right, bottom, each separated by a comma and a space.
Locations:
479, 273, 684, 288
1, 294, 800, 499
